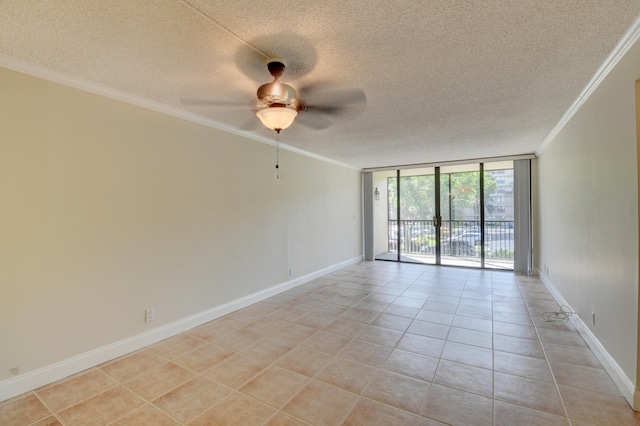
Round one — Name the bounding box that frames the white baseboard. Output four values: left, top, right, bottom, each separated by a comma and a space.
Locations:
0, 256, 362, 402
538, 271, 638, 410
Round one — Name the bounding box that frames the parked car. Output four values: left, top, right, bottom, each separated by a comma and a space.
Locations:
444, 240, 475, 256
462, 226, 481, 233
449, 232, 490, 257
454, 231, 484, 245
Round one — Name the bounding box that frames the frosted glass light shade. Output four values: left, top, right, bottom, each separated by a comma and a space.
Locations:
256, 106, 298, 131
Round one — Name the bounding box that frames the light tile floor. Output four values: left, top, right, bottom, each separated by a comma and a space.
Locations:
2, 261, 640, 425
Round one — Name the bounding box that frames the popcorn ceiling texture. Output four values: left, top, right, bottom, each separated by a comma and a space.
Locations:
1, 0, 639, 168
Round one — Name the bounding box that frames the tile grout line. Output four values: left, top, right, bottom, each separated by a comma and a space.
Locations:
29, 390, 66, 426
516, 275, 573, 424
323, 270, 440, 422
195, 276, 357, 424
490, 274, 497, 426
385, 271, 444, 422
9, 263, 611, 425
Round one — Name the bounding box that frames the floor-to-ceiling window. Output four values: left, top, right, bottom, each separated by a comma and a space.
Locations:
483, 161, 515, 270
373, 161, 515, 270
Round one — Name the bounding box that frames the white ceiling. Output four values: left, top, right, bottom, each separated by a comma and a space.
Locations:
2, 1, 640, 169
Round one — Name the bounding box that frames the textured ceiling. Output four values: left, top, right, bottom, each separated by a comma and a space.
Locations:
1, 1, 640, 169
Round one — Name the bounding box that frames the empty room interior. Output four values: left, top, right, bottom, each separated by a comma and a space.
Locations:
3, 2, 640, 425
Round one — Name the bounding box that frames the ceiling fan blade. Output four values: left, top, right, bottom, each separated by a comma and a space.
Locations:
314, 88, 367, 106
295, 110, 334, 130
299, 86, 367, 124
179, 97, 259, 108
303, 105, 344, 115
179, 95, 262, 131
301, 91, 367, 125
238, 115, 262, 131
298, 84, 366, 105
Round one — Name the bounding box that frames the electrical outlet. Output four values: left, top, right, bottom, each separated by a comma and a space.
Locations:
145, 308, 155, 322
591, 311, 596, 326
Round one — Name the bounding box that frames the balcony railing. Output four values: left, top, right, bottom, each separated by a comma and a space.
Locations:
388, 220, 514, 259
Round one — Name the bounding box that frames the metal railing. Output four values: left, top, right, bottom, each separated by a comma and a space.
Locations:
388, 220, 514, 259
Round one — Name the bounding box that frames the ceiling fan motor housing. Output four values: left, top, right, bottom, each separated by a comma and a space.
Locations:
257, 80, 297, 106
257, 59, 298, 106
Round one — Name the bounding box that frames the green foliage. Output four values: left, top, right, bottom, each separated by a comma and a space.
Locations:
387, 175, 435, 220
387, 171, 499, 221
416, 235, 436, 247
490, 249, 514, 259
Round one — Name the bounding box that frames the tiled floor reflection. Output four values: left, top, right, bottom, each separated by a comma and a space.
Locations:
2, 261, 640, 425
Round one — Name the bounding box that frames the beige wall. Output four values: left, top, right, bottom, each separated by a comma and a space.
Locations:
535, 37, 640, 385
0, 67, 362, 383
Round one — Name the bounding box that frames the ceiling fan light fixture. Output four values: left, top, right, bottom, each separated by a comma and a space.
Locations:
256, 106, 298, 131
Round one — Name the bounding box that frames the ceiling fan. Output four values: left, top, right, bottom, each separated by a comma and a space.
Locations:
254, 59, 302, 132
182, 58, 366, 133
181, 57, 366, 179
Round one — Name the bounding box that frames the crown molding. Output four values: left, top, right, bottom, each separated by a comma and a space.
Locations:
0, 54, 361, 172
536, 15, 640, 156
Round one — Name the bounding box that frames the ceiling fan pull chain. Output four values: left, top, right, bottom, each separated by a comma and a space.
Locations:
275, 130, 280, 180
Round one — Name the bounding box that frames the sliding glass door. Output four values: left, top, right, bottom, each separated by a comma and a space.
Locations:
483, 162, 515, 269
440, 164, 482, 267
373, 161, 515, 270
397, 168, 436, 264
